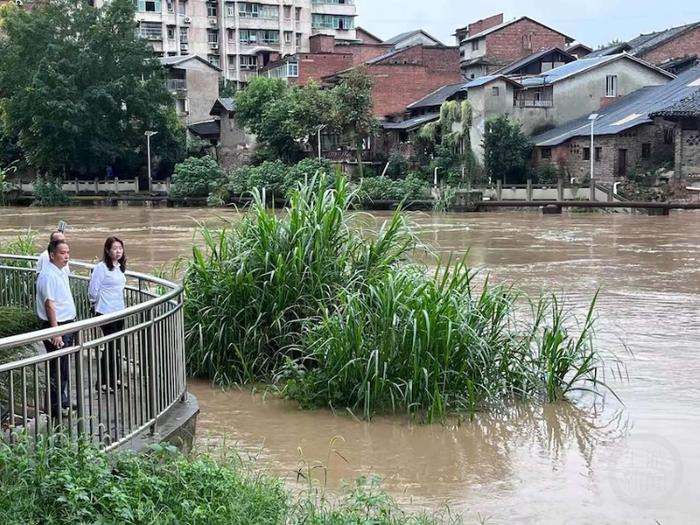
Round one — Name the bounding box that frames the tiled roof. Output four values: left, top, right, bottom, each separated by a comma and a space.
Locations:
461, 16, 574, 43
188, 119, 220, 138
533, 67, 700, 146
650, 88, 700, 117
382, 112, 439, 130
494, 47, 575, 75
384, 29, 443, 47
159, 55, 222, 72
406, 83, 467, 110
464, 74, 521, 89
627, 22, 700, 56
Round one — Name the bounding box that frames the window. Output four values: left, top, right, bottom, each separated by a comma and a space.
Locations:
177, 1, 185, 15
207, 3, 217, 17
522, 34, 532, 49
139, 0, 160, 13
541, 147, 552, 159
471, 40, 479, 51
260, 5, 278, 18
642, 143, 651, 159
240, 55, 258, 69
228, 55, 237, 67
595, 147, 602, 162
179, 26, 188, 42
295, 32, 302, 47
583, 147, 591, 161
284, 31, 293, 44
261, 30, 279, 44
491, 86, 499, 96
284, 5, 291, 19
605, 75, 618, 97
227, 28, 235, 43
287, 58, 298, 77
312, 14, 354, 29
139, 22, 162, 40
207, 29, 219, 45
167, 26, 175, 39
664, 128, 674, 144
295, 7, 301, 21
208, 54, 220, 68
226, 3, 235, 16
166, 1, 173, 13
239, 29, 257, 44
239, 2, 259, 17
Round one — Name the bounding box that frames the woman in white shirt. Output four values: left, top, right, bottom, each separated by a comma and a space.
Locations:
88, 236, 127, 393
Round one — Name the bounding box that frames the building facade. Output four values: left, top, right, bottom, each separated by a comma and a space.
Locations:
95, 0, 357, 85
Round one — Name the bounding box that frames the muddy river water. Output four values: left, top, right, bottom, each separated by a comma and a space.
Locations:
1, 206, 699, 524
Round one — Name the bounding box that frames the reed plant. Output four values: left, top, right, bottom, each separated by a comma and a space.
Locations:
184, 175, 616, 419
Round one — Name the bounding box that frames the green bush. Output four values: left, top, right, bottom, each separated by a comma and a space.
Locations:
246, 160, 288, 198
358, 174, 429, 203
170, 156, 225, 198
534, 164, 559, 185
32, 177, 70, 207
0, 306, 40, 339
0, 438, 450, 525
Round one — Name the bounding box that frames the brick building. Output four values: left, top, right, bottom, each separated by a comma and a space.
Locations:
589, 21, 700, 74
455, 14, 575, 79
651, 87, 700, 180
531, 68, 700, 183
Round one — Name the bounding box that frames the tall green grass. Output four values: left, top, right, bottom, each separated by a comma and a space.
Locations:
184, 175, 616, 420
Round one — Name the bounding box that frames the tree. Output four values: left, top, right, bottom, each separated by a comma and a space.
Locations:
482, 115, 533, 184
331, 68, 379, 177
0, 0, 184, 178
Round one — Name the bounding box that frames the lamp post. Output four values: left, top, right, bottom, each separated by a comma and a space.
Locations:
144, 130, 158, 194
588, 113, 599, 201
316, 124, 327, 160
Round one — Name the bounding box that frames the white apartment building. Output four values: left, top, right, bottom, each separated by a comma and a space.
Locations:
96, 0, 357, 85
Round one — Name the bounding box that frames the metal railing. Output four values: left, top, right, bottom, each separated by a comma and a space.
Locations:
0, 255, 186, 451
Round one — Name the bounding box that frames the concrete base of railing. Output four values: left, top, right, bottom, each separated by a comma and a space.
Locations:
116, 393, 200, 454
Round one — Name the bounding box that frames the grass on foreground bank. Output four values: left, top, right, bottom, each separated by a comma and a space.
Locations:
0, 435, 458, 525
184, 175, 619, 421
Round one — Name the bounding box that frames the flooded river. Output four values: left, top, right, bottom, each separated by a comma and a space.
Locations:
2, 206, 699, 524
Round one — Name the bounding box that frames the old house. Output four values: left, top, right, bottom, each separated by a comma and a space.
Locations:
530, 68, 700, 183
588, 21, 700, 74
650, 86, 700, 179
160, 55, 221, 125
566, 43, 593, 59
494, 47, 577, 77
455, 14, 575, 79
382, 29, 444, 49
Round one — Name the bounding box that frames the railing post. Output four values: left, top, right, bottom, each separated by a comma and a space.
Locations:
76, 344, 86, 437
496, 180, 502, 201
148, 308, 157, 436
557, 179, 564, 201
526, 179, 533, 202
589, 183, 596, 202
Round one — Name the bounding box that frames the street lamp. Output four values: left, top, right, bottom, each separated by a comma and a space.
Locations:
144, 130, 158, 194
315, 124, 327, 160
588, 113, 599, 201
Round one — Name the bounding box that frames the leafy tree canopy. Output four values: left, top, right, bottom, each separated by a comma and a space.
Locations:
482, 115, 533, 184
0, 0, 185, 177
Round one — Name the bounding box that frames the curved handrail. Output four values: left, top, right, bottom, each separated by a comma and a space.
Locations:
0, 254, 187, 451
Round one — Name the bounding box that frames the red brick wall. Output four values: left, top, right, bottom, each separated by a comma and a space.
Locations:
468, 14, 504, 37
309, 34, 336, 54
639, 25, 700, 65
342, 43, 394, 65
485, 19, 572, 67
295, 53, 354, 85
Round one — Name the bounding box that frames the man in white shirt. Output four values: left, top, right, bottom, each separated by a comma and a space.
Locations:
36, 239, 77, 415
37, 230, 70, 274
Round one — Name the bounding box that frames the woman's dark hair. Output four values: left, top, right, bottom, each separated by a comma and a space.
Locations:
103, 236, 127, 272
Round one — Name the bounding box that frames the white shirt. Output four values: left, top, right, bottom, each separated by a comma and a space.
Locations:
88, 261, 126, 314
36, 262, 76, 322
37, 250, 70, 275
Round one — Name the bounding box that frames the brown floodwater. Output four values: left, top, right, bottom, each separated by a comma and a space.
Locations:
2, 205, 699, 524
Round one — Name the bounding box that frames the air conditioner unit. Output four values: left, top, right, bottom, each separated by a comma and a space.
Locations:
209, 43, 219, 50
183, 16, 192, 24
208, 18, 218, 26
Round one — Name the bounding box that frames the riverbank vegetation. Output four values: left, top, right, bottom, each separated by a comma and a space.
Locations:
0, 436, 456, 525
184, 176, 614, 420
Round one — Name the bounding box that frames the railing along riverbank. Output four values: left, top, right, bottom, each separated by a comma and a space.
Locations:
0, 255, 186, 450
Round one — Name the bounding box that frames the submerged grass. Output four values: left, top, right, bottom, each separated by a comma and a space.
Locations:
184, 175, 618, 420
0, 435, 457, 525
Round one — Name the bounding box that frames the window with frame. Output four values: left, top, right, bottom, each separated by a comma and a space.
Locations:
260, 5, 278, 18
595, 147, 602, 161
207, 3, 217, 17
227, 28, 235, 43
226, 2, 235, 16
240, 55, 258, 69
295, 7, 301, 21
312, 14, 354, 29
541, 147, 552, 159
284, 5, 291, 19
261, 30, 279, 44
228, 55, 237, 67
166, 1, 173, 13
139, 0, 160, 13
605, 75, 618, 97
583, 147, 591, 160
284, 31, 293, 44
177, 1, 185, 15
641, 143, 651, 159
287, 58, 299, 77
166, 26, 175, 39
295, 32, 302, 47
491, 86, 499, 96
471, 40, 479, 51
239, 29, 257, 44
139, 22, 162, 40
179, 26, 188, 41
239, 3, 259, 17
207, 29, 219, 44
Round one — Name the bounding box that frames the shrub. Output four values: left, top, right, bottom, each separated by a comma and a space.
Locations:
358, 175, 429, 203
0, 306, 40, 339
534, 164, 559, 185
246, 160, 288, 198
170, 156, 225, 198
283, 158, 334, 196
32, 177, 70, 207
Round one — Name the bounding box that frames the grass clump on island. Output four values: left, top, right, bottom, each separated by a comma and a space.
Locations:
0, 436, 455, 525
184, 175, 615, 421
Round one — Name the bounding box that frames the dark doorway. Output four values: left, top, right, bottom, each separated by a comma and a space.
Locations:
617, 149, 627, 177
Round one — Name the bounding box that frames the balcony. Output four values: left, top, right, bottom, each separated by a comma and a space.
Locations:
166, 78, 187, 97
514, 98, 554, 108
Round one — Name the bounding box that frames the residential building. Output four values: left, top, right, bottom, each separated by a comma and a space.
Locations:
160, 55, 221, 125
531, 67, 700, 182
494, 47, 576, 77
94, 0, 358, 85
588, 21, 700, 74
650, 83, 700, 179
455, 13, 575, 79
464, 54, 674, 162
566, 43, 592, 59
382, 29, 444, 49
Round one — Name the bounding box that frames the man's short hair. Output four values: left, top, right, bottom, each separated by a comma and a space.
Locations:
48, 239, 68, 255
49, 230, 64, 242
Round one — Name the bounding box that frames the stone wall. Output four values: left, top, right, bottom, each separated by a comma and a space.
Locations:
679, 128, 700, 179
